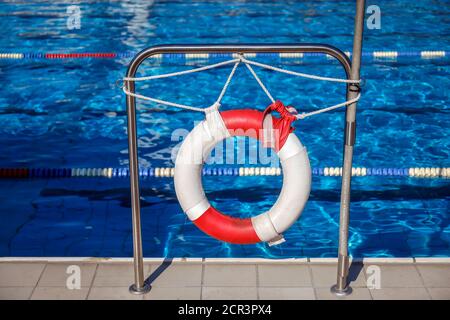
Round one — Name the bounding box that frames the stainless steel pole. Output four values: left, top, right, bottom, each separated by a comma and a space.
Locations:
331, 0, 365, 296
126, 72, 151, 294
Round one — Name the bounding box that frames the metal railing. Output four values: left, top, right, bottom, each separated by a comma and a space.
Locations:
124, 0, 365, 297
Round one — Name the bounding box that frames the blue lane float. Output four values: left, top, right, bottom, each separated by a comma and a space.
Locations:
0, 167, 449, 179
0, 51, 447, 61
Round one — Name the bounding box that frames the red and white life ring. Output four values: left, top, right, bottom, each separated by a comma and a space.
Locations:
174, 101, 311, 245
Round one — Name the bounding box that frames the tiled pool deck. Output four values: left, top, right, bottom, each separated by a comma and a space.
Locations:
0, 258, 449, 300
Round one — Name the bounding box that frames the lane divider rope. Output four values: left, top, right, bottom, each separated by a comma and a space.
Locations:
0, 51, 447, 60
0, 167, 448, 179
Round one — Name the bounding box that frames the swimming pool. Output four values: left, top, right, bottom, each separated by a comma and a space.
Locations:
0, 0, 448, 258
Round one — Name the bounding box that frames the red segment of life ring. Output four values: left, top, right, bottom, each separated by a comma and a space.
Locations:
174, 102, 311, 245
193, 206, 260, 244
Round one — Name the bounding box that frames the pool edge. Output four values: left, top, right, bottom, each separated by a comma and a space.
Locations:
0, 257, 449, 264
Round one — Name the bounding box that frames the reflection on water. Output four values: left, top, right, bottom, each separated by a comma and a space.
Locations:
120, 0, 156, 48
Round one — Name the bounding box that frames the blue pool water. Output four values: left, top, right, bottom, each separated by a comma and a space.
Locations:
0, 0, 448, 258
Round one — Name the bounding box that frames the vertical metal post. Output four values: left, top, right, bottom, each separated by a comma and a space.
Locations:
331, 0, 365, 296
126, 77, 151, 294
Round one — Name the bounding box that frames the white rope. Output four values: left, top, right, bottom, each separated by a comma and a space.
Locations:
122, 55, 362, 119
240, 57, 360, 84
214, 60, 240, 105
124, 60, 241, 113
296, 93, 361, 119
242, 60, 275, 103
123, 87, 207, 112
239, 56, 360, 118
123, 58, 240, 81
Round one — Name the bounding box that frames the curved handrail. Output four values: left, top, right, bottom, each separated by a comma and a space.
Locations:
124, 43, 357, 295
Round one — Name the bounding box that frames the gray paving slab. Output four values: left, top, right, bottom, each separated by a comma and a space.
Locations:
88, 286, 143, 300
31, 287, 90, 300
310, 263, 367, 288
0, 260, 448, 300
0, 263, 45, 287
37, 263, 97, 287
203, 264, 257, 287
258, 265, 312, 287
0, 287, 34, 300
143, 287, 201, 300
427, 288, 450, 300
258, 287, 315, 300
147, 263, 202, 287
370, 287, 431, 300
202, 287, 258, 300
92, 263, 151, 287
363, 264, 423, 288
416, 264, 450, 287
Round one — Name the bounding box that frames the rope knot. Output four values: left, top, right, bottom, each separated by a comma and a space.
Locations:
262, 100, 298, 151
268, 100, 297, 121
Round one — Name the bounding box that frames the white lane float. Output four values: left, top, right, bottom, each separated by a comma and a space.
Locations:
174, 101, 311, 245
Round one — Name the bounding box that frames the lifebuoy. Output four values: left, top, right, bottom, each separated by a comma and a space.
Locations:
174, 101, 311, 245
